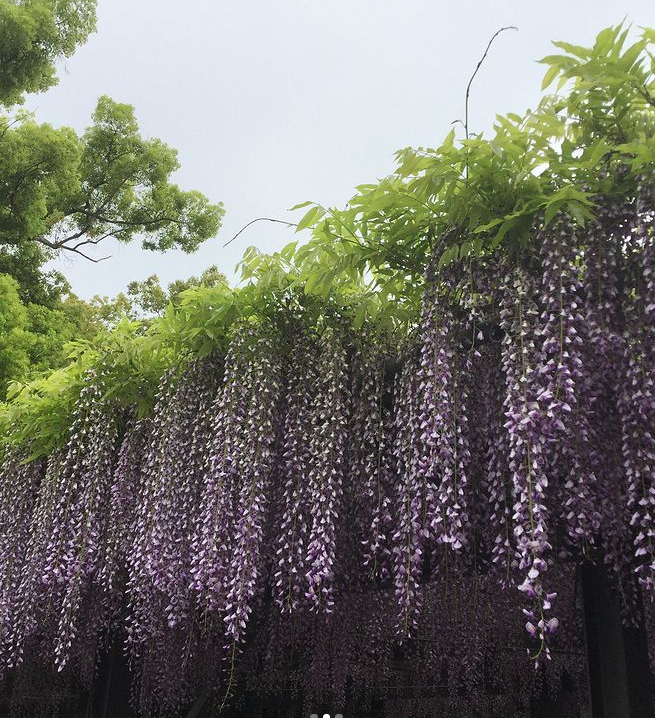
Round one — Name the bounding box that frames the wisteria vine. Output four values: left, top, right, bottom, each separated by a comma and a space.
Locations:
1, 200, 655, 717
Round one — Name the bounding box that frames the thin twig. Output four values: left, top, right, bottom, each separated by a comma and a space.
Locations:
67, 247, 112, 263
223, 217, 298, 247
464, 26, 518, 141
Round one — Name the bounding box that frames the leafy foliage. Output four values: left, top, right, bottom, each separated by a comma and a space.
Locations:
0, 1, 225, 397
0, 112, 81, 247
92, 265, 229, 324
0, 272, 100, 400
243, 23, 655, 311
0, 96, 224, 260
0, 275, 30, 388
0, 0, 97, 106
0, 242, 69, 306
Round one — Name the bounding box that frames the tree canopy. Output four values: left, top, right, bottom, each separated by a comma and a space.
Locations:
3, 22, 655, 448
92, 266, 229, 324
0, 0, 224, 398
0, 95, 224, 262
2, 19, 655, 718
0, 0, 97, 107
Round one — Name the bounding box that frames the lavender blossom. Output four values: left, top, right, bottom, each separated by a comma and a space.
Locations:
273, 330, 317, 611
304, 327, 349, 614
500, 267, 557, 661
618, 204, 655, 594
391, 351, 424, 636
351, 338, 394, 584
539, 220, 600, 549
223, 328, 282, 642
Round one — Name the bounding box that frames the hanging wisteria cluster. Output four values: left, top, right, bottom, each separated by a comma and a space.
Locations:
1, 199, 655, 717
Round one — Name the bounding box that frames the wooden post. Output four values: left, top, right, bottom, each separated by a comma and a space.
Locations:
580, 563, 653, 718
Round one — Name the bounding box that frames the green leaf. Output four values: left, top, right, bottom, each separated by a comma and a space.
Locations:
353, 303, 367, 330
474, 217, 505, 234
541, 64, 561, 91
280, 241, 298, 261
551, 41, 591, 59
288, 200, 313, 211
543, 201, 562, 227
295, 205, 325, 232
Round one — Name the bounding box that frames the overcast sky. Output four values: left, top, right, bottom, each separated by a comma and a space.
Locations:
26, 0, 655, 299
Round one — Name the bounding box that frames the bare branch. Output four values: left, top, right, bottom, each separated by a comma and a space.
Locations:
223, 217, 298, 247
36, 230, 116, 259
0, 116, 23, 139
64, 245, 111, 263
464, 26, 518, 141
36, 237, 63, 250
71, 232, 116, 251
35, 215, 165, 257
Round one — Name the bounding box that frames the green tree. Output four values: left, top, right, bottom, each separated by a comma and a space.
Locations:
0, 0, 226, 394
0, 0, 97, 107
0, 274, 30, 391
93, 265, 229, 324
0, 96, 224, 262
0, 271, 101, 397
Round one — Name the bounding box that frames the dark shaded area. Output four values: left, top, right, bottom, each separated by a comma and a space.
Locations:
580, 563, 654, 718
0, 565, 652, 717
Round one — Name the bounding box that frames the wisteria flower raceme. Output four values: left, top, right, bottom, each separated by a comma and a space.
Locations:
304, 327, 349, 614
1, 197, 655, 715
274, 330, 317, 611
500, 266, 557, 660
351, 338, 394, 585
391, 350, 425, 636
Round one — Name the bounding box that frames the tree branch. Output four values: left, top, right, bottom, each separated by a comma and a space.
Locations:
71, 232, 117, 251
0, 116, 23, 139
62, 245, 111, 263
464, 26, 518, 141
35, 212, 177, 256
36, 231, 115, 261
223, 217, 298, 247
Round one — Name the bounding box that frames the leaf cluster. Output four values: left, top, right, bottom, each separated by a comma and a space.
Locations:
6, 22, 655, 454
0, 96, 224, 260
0, 0, 97, 107
0, 260, 409, 454
244, 23, 655, 308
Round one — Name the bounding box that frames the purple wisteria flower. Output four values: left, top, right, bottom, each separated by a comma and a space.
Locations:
500, 267, 557, 660
618, 202, 655, 593
273, 330, 317, 611
539, 220, 600, 550
418, 284, 472, 555
304, 327, 349, 614
4, 194, 655, 714
352, 337, 394, 585
0, 450, 44, 677
391, 350, 424, 636
223, 328, 282, 642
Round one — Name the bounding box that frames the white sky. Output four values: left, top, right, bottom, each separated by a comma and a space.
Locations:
25, 0, 655, 299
